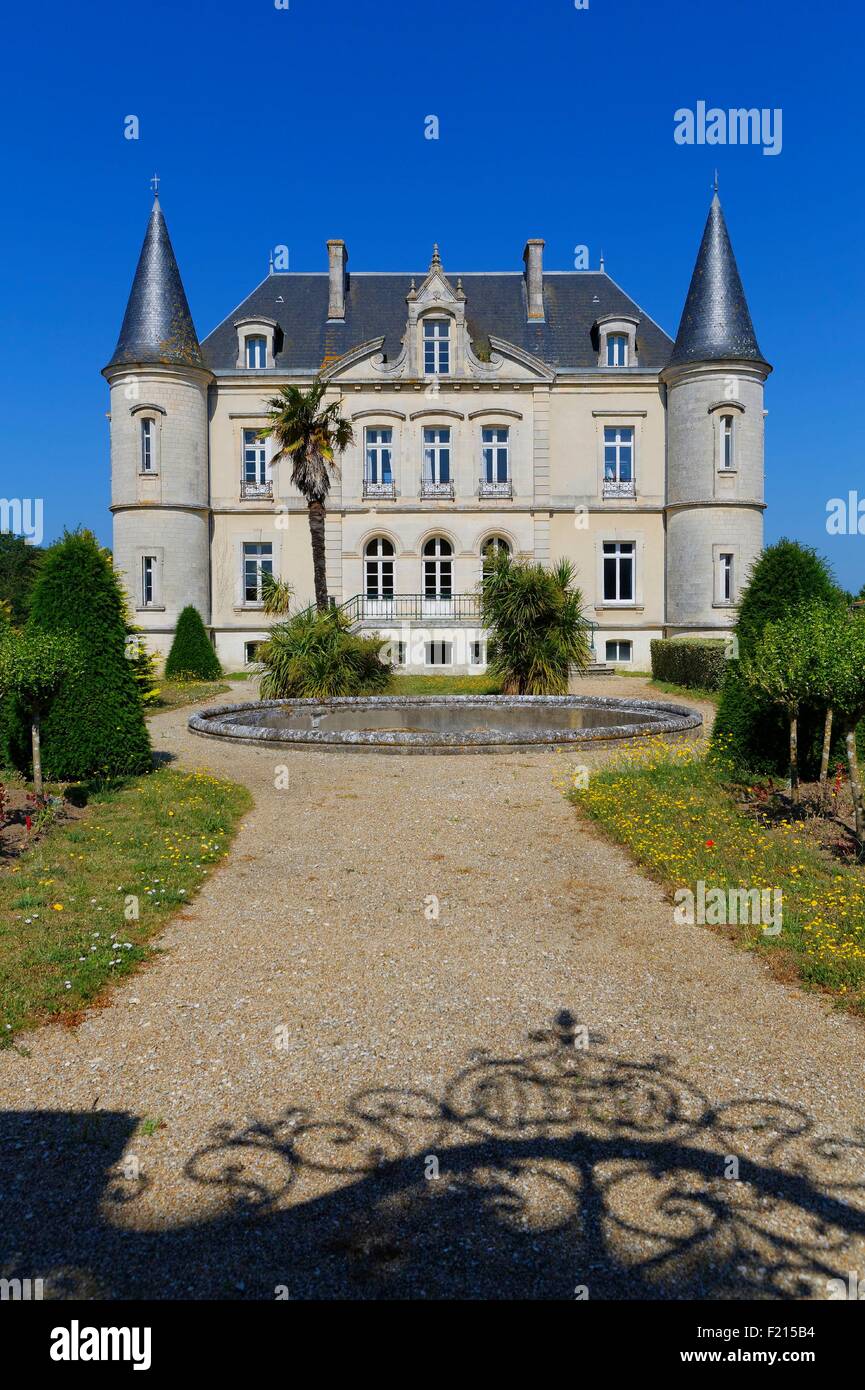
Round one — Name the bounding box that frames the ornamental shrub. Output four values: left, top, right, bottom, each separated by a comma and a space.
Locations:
164, 606, 222, 681
711, 540, 846, 775
9, 530, 151, 780
259, 607, 390, 698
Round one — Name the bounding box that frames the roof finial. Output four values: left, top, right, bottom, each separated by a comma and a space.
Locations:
713, 168, 719, 196
599, 248, 605, 272
150, 172, 160, 199
430, 242, 442, 269
268, 250, 274, 275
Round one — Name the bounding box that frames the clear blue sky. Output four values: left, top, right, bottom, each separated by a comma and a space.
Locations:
2, 0, 863, 587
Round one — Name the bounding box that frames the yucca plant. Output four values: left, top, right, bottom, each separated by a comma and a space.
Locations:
261, 572, 294, 617
480, 553, 591, 695
260, 382, 353, 611
259, 607, 391, 699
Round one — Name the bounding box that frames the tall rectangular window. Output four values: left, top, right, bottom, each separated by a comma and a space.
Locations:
243, 542, 273, 602
603, 427, 634, 483
245, 336, 266, 369
423, 318, 450, 374
243, 429, 267, 484
365, 427, 393, 483
141, 555, 157, 606
721, 415, 735, 470
482, 427, 509, 483
141, 417, 154, 473
720, 552, 734, 603
603, 541, 635, 603
606, 335, 628, 366
423, 427, 451, 483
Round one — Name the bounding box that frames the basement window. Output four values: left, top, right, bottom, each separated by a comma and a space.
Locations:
426, 640, 453, 667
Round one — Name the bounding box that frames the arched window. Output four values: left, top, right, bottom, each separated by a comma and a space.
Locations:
365, 537, 395, 600
481, 535, 511, 579
482, 535, 511, 563
423, 536, 452, 599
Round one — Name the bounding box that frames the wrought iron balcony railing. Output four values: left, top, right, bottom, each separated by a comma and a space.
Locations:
340, 593, 483, 623
478, 477, 513, 499
602, 478, 636, 499
420, 478, 455, 501
363, 479, 396, 500
240, 479, 273, 500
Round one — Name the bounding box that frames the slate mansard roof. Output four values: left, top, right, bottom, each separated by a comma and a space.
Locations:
108, 192, 766, 379
200, 270, 675, 374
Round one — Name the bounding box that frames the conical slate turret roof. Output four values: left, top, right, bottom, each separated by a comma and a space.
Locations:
670, 193, 765, 366
106, 197, 203, 369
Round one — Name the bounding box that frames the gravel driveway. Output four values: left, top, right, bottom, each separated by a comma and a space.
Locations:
1, 678, 863, 1300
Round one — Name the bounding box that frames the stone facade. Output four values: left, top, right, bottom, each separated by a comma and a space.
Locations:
104, 192, 770, 673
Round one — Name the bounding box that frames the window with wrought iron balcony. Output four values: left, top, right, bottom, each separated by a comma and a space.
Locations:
363, 426, 396, 499
478, 426, 512, 498
420, 426, 455, 500
240, 428, 273, 499
602, 425, 636, 499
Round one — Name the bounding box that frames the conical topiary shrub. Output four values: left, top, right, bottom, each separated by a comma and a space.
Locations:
164, 606, 222, 681
11, 530, 151, 780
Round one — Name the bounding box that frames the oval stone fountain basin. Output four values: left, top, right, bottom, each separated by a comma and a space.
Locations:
189, 695, 702, 754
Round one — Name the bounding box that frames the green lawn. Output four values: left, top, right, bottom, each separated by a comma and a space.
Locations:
148, 679, 231, 714
386, 673, 503, 696
567, 739, 865, 1014
618, 670, 721, 706
0, 767, 251, 1043
647, 678, 721, 707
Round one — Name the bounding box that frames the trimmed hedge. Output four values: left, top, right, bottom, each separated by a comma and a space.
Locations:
9, 530, 151, 781
165, 606, 222, 681
650, 638, 727, 691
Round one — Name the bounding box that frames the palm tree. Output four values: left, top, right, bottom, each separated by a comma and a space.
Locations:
261, 382, 354, 611
480, 552, 592, 695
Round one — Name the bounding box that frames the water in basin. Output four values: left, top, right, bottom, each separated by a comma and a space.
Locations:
246, 702, 657, 736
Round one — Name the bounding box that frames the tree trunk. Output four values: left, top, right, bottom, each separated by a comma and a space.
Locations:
307, 500, 329, 612
819, 706, 833, 807
845, 724, 865, 843
31, 711, 43, 799
789, 711, 799, 805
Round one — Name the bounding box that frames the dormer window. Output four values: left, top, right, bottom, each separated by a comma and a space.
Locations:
140, 417, 154, 472
234, 318, 277, 369
606, 335, 628, 367
245, 335, 266, 369
423, 318, 450, 374
595, 314, 639, 369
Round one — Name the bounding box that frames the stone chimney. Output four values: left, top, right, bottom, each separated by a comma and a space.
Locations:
523, 238, 545, 321
327, 240, 348, 320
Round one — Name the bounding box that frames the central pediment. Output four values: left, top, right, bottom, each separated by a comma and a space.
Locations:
321, 245, 554, 385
